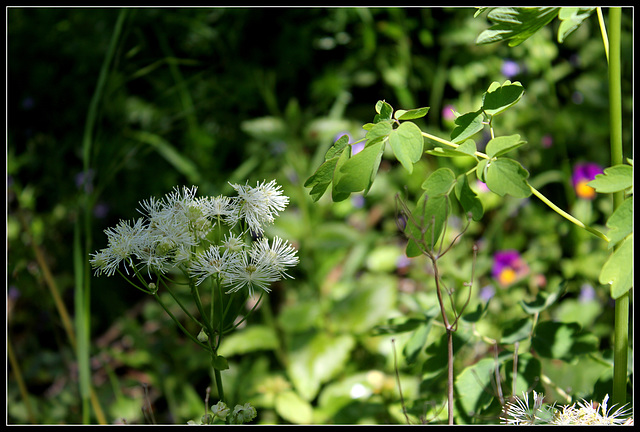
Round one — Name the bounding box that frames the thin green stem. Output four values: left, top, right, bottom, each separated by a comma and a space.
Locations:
529, 185, 609, 242
421, 131, 490, 160
607, 7, 628, 408
153, 292, 210, 350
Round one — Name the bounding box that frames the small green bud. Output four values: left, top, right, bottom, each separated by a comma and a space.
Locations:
197, 328, 209, 342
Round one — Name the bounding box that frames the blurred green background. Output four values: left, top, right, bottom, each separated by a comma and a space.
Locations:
7, 7, 632, 424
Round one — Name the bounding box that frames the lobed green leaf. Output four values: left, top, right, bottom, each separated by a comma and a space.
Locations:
421, 167, 456, 197
485, 134, 526, 158
450, 109, 485, 144
476, 7, 560, 47
482, 81, 525, 116
599, 234, 633, 299
485, 157, 531, 198
587, 164, 633, 193
388, 121, 424, 174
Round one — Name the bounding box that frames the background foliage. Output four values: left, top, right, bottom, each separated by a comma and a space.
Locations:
7, 7, 632, 424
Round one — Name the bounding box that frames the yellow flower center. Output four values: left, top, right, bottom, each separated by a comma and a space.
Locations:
499, 268, 517, 286
576, 180, 596, 199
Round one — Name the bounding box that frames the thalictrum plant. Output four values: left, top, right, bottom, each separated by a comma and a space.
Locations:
90, 180, 299, 424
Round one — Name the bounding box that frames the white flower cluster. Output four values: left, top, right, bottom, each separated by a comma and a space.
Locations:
90, 181, 298, 296
501, 392, 633, 425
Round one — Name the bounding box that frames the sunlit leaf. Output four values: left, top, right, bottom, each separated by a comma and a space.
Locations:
455, 357, 496, 419
388, 121, 424, 174
421, 167, 456, 197
558, 7, 595, 43
288, 332, 356, 401
394, 106, 430, 120
482, 81, 525, 116
275, 391, 314, 424
450, 109, 485, 143
605, 197, 632, 248
587, 164, 633, 193
485, 158, 531, 198
335, 141, 384, 196
476, 7, 560, 47
600, 234, 633, 299
485, 134, 526, 158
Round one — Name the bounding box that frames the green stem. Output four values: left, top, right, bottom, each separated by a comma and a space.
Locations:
421, 131, 490, 160
607, 7, 628, 408
529, 185, 609, 242
153, 292, 210, 350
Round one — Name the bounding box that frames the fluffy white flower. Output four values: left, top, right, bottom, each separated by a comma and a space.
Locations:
250, 236, 299, 279
89, 218, 147, 276
223, 251, 280, 296
189, 245, 240, 286
230, 180, 289, 236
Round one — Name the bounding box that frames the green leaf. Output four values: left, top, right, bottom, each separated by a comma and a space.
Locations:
405, 194, 449, 257
403, 319, 433, 364
485, 134, 526, 158
288, 332, 356, 401
532, 321, 599, 361
330, 274, 397, 334
394, 106, 430, 120
599, 234, 633, 299
485, 158, 532, 198
325, 134, 350, 160
211, 354, 229, 371
304, 135, 352, 202
335, 141, 384, 196
275, 391, 314, 424
476, 158, 490, 182
421, 167, 456, 197
455, 173, 484, 221
365, 121, 393, 142
482, 81, 525, 116
519, 281, 566, 314
374, 100, 393, 123
331, 146, 353, 202
476, 7, 560, 47
455, 357, 496, 419
501, 318, 532, 344
450, 109, 485, 144
218, 325, 278, 357
587, 164, 633, 193
304, 157, 340, 202
388, 121, 424, 174
557, 7, 595, 43
606, 197, 632, 248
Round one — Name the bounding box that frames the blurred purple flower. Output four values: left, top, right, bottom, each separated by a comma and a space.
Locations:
492, 249, 529, 287
578, 283, 596, 303
479, 285, 495, 302
541, 134, 553, 148
501, 59, 521, 78
75, 169, 95, 194
442, 104, 456, 122
572, 162, 603, 200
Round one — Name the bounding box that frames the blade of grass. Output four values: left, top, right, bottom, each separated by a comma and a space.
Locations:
77, 8, 129, 423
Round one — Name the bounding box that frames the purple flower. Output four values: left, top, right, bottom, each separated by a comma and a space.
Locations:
492, 249, 529, 287
572, 162, 603, 200
442, 104, 456, 122
541, 134, 553, 148
501, 59, 521, 78
479, 285, 495, 302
